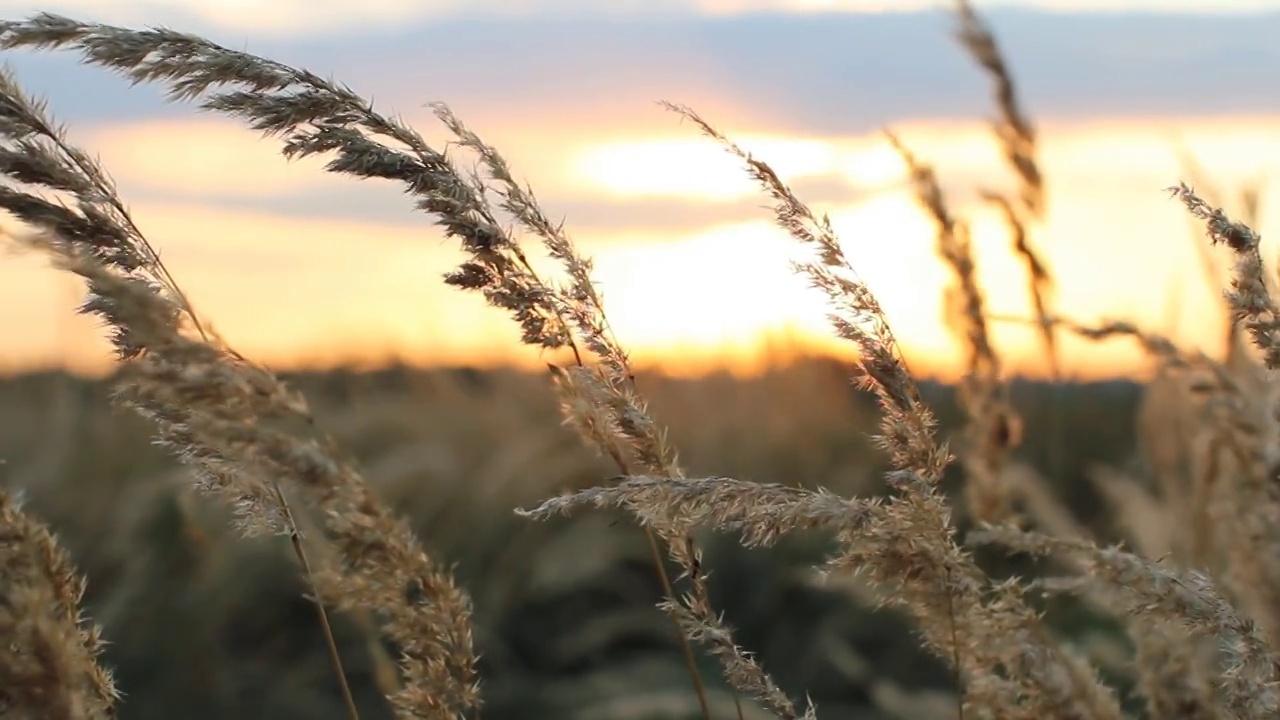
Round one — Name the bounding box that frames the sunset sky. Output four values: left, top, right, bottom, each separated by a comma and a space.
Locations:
0, 0, 1277, 379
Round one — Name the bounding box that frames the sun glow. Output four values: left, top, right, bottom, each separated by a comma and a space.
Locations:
573, 134, 913, 202
2, 114, 1275, 381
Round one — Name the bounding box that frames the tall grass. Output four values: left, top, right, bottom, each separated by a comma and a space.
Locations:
0, 2, 1277, 720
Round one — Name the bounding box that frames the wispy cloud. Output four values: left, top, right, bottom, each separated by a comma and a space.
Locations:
5, 9, 1279, 132
0, 6, 1275, 377
0, 0, 1273, 37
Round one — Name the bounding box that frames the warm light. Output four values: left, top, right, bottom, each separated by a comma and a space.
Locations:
86, 119, 339, 199
834, 142, 909, 190
0, 113, 1271, 382
578, 190, 970, 374
574, 135, 838, 201
693, 0, 939, 14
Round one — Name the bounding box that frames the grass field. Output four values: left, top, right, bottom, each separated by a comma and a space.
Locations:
1, 3, 1278, 720
2, 363, 1146, 720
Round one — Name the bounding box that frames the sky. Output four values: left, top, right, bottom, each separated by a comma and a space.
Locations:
0, 0, 1277, 380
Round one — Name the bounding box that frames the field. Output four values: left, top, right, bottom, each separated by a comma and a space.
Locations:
1, 3, 1278, 720
3, 364, 1147, 719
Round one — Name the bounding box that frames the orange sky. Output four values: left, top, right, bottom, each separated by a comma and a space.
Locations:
0, 6, 1275, 381
1, 111, 1271, 381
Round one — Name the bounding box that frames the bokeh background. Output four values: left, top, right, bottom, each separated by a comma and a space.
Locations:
0, 0, 1276, 717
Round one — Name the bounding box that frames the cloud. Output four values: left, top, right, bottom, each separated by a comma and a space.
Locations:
0, 0, 1274, 38
84, 118, 346, 199
70, 111, 1278, 236
3, 8, 1277, 142
0, 0, 461, 36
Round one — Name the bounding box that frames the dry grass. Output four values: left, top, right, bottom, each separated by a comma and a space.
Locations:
0, 2, 1277, 720
0, 486, 116, 720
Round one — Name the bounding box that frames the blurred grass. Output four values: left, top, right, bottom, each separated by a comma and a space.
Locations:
0, 358, 1144, 720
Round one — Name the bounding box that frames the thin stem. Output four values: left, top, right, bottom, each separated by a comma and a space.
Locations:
488, 222, 714, 718
643, 529, 714, 720
273, 482, 361, 720
944, 563, 966, 720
